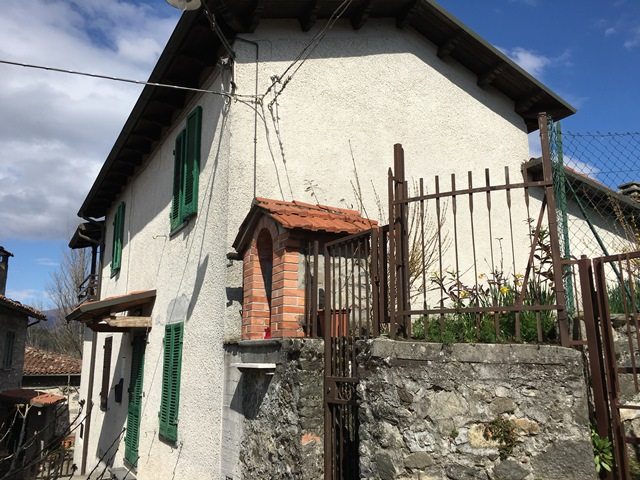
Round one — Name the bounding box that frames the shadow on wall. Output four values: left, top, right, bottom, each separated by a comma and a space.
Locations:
93, 338, 130, 469
122, 75, 230, 254
187, 254, 209, 320
234, 21, 527, 134
230, 371, 273, 420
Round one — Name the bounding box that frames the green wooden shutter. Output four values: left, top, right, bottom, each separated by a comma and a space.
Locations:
125, 336, 146, 466
170, 131, 185, 231
111, 202, 125, 275
100, 337, 113, 410
159, 323, 183, 443
182, 106, 201, 219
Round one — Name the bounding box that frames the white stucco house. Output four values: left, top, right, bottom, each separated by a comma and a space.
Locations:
66, 1, 577, 479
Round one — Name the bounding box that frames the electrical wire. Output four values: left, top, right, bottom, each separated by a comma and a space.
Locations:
0, 59, 257, 100
264, 0, 353, 100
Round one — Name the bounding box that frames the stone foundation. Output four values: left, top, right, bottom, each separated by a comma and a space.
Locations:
357, 340, 596, 480
222, 339, 324, 479
222, 339, 596, 479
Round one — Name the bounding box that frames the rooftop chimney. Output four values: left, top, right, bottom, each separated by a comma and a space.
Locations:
619, 182, 640, 203
0, 246, 13, 296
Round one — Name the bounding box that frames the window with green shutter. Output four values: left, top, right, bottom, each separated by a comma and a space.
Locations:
170, 106, 202, 233
125, 335, 146, 466
159, 322, 183, 443
111, 202, 126, 276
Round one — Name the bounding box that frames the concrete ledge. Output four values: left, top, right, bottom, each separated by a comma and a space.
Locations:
366, 338, 582, 365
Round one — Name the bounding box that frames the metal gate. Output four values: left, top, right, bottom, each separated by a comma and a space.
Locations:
577, 252, 640, 480
323, 228, 386, 480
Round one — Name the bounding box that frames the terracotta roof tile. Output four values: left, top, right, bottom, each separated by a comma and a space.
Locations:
0, 388, 65, 406
254, 198, 377, 235
23, 347, 82, 376
0, 295, 47, 321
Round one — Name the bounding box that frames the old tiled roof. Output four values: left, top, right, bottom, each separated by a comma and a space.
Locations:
0, 295, 47, 321
23, 347, 81, 376
233, 198, 377, 253
0, 388, 65, 407
256, 198, 377, 233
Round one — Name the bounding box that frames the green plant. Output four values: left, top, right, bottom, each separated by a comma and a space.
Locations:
607, 280, 640, 315
484, 417, 517, 460
591, 428, 613, 474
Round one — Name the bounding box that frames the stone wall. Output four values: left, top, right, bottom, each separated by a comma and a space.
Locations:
0, 310, 27, 391
357, 340, 596, 480
222, 339, 324, 479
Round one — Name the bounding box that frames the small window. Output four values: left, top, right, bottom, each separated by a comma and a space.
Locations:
170, 106, 202, 232
3, 331, 15, 369
111, 202, 126, 276
159, 322, 183, 443
100, 336, 113, 410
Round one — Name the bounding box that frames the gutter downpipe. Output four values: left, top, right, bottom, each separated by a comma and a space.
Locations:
79, 216, 104, 475
234, 37, 259, 198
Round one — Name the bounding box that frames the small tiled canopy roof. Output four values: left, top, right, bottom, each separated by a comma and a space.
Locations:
23, 347, 82, 376
233, 198, 377, 253
0, 389, 65, 407
0, 295, 47, 321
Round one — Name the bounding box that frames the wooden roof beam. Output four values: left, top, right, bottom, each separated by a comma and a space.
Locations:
437, 33, 463, 60
396, 0, 420, 29
516, 91, 546, 114
351, 0, 374, 30
107, 316, 152, 329
247, 0, 265, 33
300, 0, 319, 32
217, 1, 247, 33
478, 61, 507, 88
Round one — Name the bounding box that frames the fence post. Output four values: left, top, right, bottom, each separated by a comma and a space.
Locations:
550, 121, 576, 319
388, 166, 397, 339
538, 113, 570, 347
392, 143, 410, 338
577, 257, 612, 448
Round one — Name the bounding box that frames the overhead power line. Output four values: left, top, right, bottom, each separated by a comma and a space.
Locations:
0, 59, 256, 99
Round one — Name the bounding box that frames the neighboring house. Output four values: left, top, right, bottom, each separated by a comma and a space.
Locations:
0, 249, 71, 479
66, 1, 575, 479
0, 247, 47, 391
525, 159, 640, 259
22, 347, 82, 435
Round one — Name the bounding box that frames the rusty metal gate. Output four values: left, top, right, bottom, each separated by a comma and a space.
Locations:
576, 252, 640, 480
323, 228, 386, 480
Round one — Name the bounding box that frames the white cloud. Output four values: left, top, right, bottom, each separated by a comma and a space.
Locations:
35, 258, 59, 267
0, 0, 178, 240
624, 26, 640, 48
5, 288, 45, 304
499, 46, 571, 79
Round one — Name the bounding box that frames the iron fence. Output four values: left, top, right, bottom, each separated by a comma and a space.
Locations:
387, 116, 570, 346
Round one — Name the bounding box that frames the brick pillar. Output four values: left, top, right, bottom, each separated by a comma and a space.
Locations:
242, 222, 277, 340
270, 231, 305, 338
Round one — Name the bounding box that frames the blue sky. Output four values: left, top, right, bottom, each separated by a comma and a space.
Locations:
439, 0, 640, 132
1, 0, 638, 308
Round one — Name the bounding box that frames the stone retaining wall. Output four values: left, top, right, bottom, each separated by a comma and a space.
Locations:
222, 339, 324, 479
357, 340, 596, 480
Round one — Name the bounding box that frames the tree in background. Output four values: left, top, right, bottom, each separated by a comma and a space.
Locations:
26, 249, 89, 358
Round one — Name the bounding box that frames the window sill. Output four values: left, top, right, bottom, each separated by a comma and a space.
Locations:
110, 268, 120, 279
169, 214, 196, 238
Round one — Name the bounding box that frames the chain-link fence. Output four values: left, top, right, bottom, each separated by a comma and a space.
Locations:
551, 124, 640, 261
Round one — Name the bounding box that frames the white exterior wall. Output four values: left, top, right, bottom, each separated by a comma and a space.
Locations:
75, 20, 533, 479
